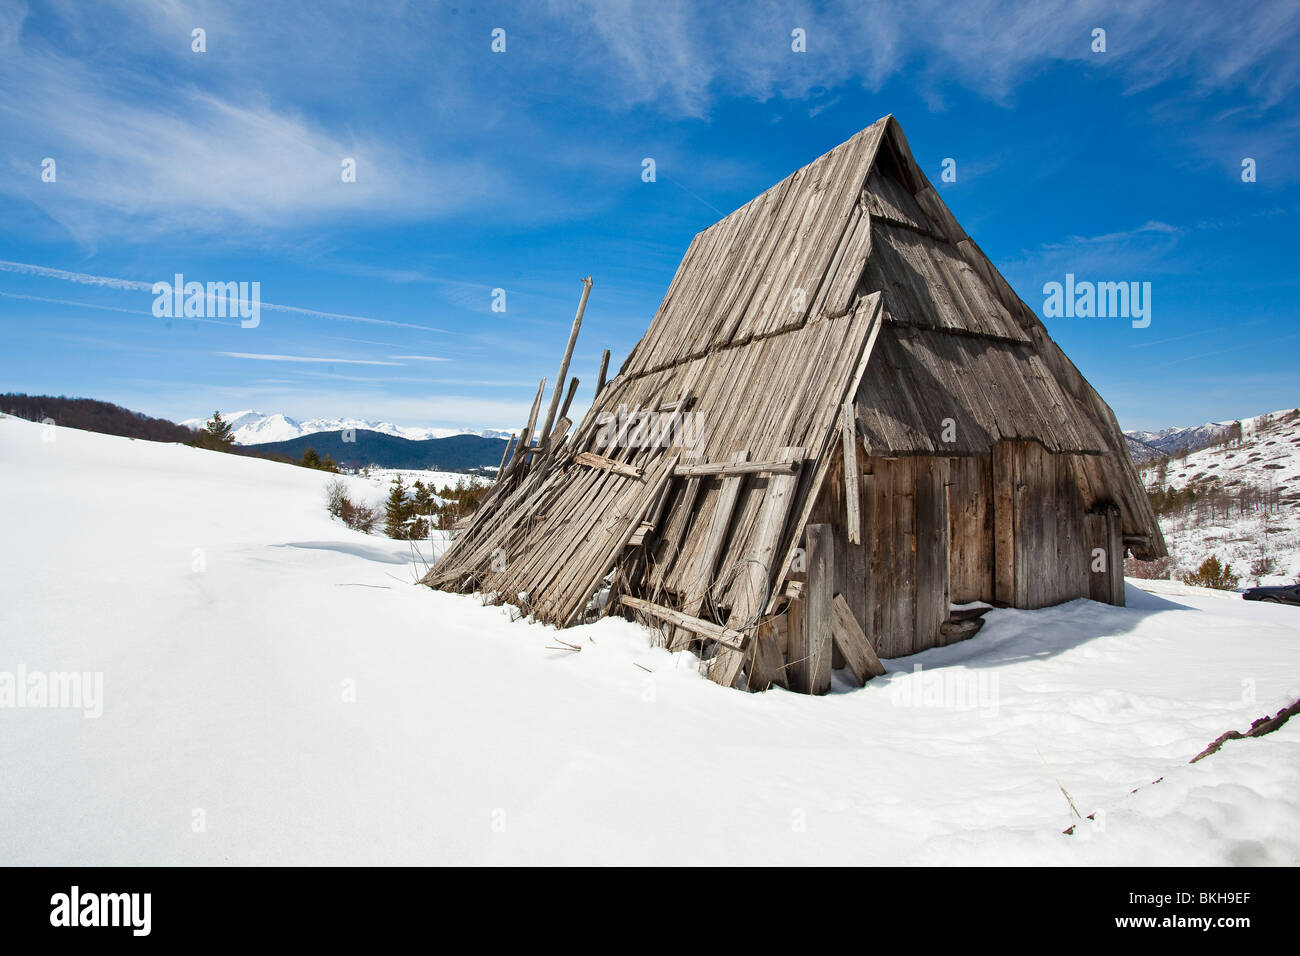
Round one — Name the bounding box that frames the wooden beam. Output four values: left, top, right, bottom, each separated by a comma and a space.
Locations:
803, 523, 834, 695
674, 455, 801, 478
831, 593, 885, 685
574, 451, 643, 479
596, 348, 610, 397
840, 402, 861, 544
619, 596, 749, 651
539, 276, 592, 446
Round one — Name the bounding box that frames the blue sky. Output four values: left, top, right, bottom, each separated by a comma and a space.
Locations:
0, 0, 1296, 432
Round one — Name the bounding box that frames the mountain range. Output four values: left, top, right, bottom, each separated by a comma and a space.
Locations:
1122, 410, 1297, 464
179, 409, 513, 446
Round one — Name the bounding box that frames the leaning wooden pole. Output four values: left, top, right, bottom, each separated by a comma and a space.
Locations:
493, 432, 516, 484
510, 377, 547, 468
539, 276, 592, 447
596, 348, 610, 397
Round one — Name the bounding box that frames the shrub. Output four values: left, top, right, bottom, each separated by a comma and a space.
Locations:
1181, 555, 1241, 590
325, 477, 377, 533
1124, 553, 1176, 580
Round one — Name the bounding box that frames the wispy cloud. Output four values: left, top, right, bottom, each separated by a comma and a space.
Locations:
0, 259, 446, 331
216, 352, 404, 366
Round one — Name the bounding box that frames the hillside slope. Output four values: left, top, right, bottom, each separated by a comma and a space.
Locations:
1140, 409, 1300, 585
1, 414, 1298, 865
256, 429, 508, 471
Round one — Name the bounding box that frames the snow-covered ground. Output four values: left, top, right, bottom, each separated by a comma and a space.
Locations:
1140, 408, 1300, 585
1, 414, 1298, 865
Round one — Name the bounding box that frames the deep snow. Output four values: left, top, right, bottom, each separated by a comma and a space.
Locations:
1, 414, 1297, 865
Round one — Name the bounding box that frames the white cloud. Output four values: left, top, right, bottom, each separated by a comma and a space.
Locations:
216, 352, 405, 366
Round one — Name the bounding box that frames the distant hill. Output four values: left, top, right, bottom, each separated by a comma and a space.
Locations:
1, 393, 197, 444
258, 429, 508, 472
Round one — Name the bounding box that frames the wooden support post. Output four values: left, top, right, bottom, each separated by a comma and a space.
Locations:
841, 402, 861, 544
596, 348, 610, 396
539, 276, 592, 447
803, 523, 834, 695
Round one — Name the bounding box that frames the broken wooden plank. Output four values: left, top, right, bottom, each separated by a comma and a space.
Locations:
559, 376, 580, 422
831, 593, 886, 685
620, 595, 749, 651
596, 348, 610, 396
574, 451, 643, 479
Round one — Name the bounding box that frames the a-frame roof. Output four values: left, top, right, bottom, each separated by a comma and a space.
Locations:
426, 116, 1164, 631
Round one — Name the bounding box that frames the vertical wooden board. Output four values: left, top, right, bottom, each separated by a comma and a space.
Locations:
993, 442, 1015, 606
1084, 511, 1110, 603
785, 596, 807, 692
803, 523, 834, 695
746, 617, 788, 692
841, 403, 862, 544
893, 459, 918, 657
1106, 506, 1125, 606
915, 458, 950, 651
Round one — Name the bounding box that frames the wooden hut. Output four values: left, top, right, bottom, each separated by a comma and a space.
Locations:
423, 115, 1166, 694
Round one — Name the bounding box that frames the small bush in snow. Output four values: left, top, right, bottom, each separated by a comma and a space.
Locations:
1181, 554, 1241, 591
1124, 553, 1176, 580
325, 477, 378, 533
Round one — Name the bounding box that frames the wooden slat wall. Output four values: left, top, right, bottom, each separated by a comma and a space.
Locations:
947, 455, 994, 605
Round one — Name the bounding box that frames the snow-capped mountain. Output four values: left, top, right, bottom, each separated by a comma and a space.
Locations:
1125, 420, 1236, 463
180, 410, 512, 446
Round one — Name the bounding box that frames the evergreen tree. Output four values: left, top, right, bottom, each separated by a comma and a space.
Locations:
300, 447, 322, 469
191, 410, 236, 451
384, 475, 413, 539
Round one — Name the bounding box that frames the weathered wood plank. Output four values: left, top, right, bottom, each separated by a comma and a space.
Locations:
831, 593, 886, 685
803, 523, 834, 695
620, 595, 748, 651
673, 456, 801, 478
840, 402, 861, 544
